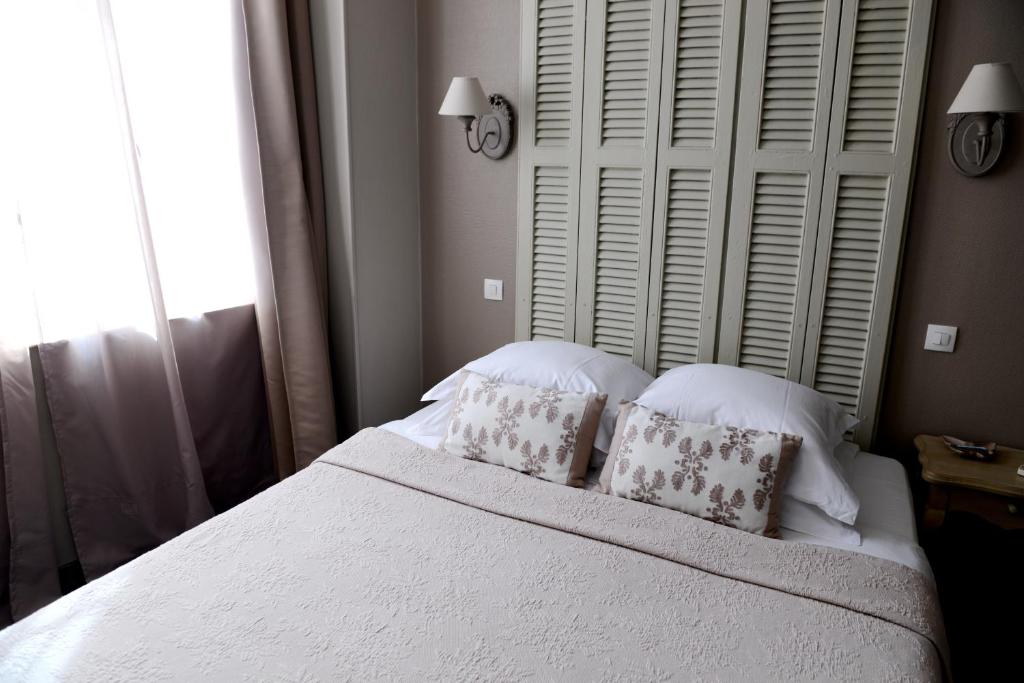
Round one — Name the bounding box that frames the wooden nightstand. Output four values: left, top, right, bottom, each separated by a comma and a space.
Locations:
916, 435, 1024, 530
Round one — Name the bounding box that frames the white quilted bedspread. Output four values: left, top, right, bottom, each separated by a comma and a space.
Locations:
0, 429, 948, 681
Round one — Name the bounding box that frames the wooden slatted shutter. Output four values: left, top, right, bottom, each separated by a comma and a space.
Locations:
717, 0, 843, 379
643, 0, 741, 375
572, 0, 668, 363
801, 0, 933, 445
516, 0, 589, 341
528, 166, 573, 339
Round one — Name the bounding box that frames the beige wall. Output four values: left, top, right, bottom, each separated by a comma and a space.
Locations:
417, 0, 520, 388
417, 0, 1024, 455
875, 0, 1024, 457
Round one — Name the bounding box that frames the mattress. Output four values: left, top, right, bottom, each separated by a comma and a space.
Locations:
382, 403, 933, 578
0, 429, 948, 680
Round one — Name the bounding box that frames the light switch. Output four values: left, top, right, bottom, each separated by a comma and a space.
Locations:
484, 278, 503, 301
923, 324, 957, 353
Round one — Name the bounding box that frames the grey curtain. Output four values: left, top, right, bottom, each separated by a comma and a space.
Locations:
34, 308, 276, 582
0, 305, 276, 617
240, 0, 337, 477
170, 308, 276, 514
0, 350, 61, 625
38, 329, 211, 581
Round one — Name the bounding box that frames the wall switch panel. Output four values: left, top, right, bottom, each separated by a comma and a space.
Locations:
923, 324, 957, 353
484, 278, 503, 301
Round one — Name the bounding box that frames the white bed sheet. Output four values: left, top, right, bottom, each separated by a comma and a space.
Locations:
780, 451, 932, 580
379, 401, 448, 449
381, 404, 932, 579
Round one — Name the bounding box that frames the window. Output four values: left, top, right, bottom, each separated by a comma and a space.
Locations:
0, 0, 256, 348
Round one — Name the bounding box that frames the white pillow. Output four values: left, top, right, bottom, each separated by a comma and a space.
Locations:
422, 341, 654, 455
833, 439, 859, 478
379, 401, 451, 450
780, 497, 862, 546
634, 364, 860, 524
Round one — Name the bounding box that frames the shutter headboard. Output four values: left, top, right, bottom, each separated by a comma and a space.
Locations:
516, 0, 934, 448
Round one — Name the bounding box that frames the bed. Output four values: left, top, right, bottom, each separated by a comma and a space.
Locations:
0, 420, 947, 680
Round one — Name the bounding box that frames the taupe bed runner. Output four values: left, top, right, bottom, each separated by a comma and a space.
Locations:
322, 429, 950, 677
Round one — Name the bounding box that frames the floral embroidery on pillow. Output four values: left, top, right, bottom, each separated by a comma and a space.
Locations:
602, 403, 802, 537
528, 388, 564, 423
519, 440, 550, 475
492, 396, 525, 448
719, 425, 757, 464
473, 376, 502, 406
643, 413, 678, 448
449, 385, 470, 435
461, 423, 489, 461
555, 413, 577, 466
752, 455, 777, 511
671, 437, 712, 496
614, 424, 639, 476
630, 465, 666, 504
706, 484, 745, 527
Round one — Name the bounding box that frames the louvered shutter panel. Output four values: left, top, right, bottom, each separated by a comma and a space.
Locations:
643, 0, 741, 375
529, 167, 572, 339
516, 0, 589, 341
591, 168, 644, 357
599, 0, 654, 144
737, 172, 810, 377
717, 0, 842, 379
757, 0, 829, 151
801, 0, 932, 445
806, 175, 887, 408
841, 0, 912, 152
535, 1, 577, 145
573, 0, 667, 363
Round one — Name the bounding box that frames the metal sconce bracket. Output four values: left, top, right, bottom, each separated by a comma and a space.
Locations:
461, 95, 514, 160
948, 112, 1006, 176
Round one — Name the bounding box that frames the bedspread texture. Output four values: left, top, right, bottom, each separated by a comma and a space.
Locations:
0, 428, 948, 681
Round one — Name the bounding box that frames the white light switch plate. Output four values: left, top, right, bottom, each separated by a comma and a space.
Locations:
484, 278, 503, 301
923, 324, 957, 353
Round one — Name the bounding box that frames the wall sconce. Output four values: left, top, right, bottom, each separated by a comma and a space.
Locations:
947, 62, 1024, 176
438, 76, 514, 160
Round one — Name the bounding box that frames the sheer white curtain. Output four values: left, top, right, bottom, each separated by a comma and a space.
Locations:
0, 0, 266, 621
0, 0, 256, 346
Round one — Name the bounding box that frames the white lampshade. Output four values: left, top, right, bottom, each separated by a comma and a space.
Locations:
947, 62, 1024, 114
438, 77, 491, 117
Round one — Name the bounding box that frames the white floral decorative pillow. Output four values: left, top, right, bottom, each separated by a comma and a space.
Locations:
441, 370, 607, 487
599, 403, 802, 537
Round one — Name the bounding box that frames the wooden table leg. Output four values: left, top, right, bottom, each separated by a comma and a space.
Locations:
922, 485, 949, 529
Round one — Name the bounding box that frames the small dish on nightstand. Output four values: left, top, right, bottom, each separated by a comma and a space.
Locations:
942, 435, 997, 462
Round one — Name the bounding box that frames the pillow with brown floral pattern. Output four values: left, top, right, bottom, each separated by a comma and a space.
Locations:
440, 370, 607, 487
599, 402, 802, 537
